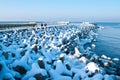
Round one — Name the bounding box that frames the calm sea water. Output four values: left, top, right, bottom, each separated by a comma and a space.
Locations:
93, 22, 120, 59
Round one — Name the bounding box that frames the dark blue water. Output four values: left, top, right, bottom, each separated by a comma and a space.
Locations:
94, 22, 120, 59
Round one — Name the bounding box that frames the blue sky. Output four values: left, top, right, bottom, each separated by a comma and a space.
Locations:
0, 0, 120, 22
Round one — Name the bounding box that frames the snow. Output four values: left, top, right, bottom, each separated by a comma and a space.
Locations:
80, 22, 95, 27
0, 22, 120, 80
85, 62, 100, 73
79, 57, 88, 64
113, 58, 119, 62
101, 55, 108, 59
74, 47, 81, 58
91, 44, 96, 49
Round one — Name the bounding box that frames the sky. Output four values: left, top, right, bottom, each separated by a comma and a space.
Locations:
0, 0, 120, 22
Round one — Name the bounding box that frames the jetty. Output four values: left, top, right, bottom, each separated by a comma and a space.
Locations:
0, 22, 37, 30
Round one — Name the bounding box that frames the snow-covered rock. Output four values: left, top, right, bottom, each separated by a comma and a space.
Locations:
0, 23, 119, 80
85, 62, 100, 73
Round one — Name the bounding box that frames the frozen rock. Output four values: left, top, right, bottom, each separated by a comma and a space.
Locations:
113, 58, 119, 62
41, 47, 53, 63
55, 60, 72, 76
28, 77, 36, 80
31, 44, 38, 52
91, 44, 96, 49
77, 69, 88, 79
74, 47, 81, 58
2, 23, 119, 80
49, 69, 72, 80
115, 75, 120, 80
79, 57, 88, 64
73, 73, 81, 80
38, 58, 45, 69
85, 62, 100, 73
3, 73, 14, 80
0, 61, 15, 80
105, 67, 117, 75
19, 43, 27, 48
65, 63, 71, 70
107, 57, 111, 60
34, 73, 46, 80
22, 63, 47, 80
13, 65, 27, 75
117, 69, 120, 76
0, 63, 2, 71
59, 53, 66, 62
88, 72, 95, 78
2, 52, 9, 59
12, 53, 16, 57
101, 55, 108, 60
62, 38, 67, 44
91, 73, 103, 80
20, 49, 27, 56
34, 38, 38, 44
103, 62, 109, 67
90, 54, 99, 62
56, 75, 72, 80
104, 74, 115, 80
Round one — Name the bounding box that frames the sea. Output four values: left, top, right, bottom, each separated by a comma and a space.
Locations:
93, 22, 120, 59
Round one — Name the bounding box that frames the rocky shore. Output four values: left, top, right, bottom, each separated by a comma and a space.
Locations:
0, 23, 120, 80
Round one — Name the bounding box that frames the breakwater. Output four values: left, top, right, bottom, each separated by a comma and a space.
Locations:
0, 23, 37, 30
0, 23, 120, 80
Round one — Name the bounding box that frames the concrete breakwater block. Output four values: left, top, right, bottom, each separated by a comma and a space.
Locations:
1, 23, 120, 80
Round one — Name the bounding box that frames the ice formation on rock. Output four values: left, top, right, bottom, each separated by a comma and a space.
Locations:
0, 22, 120, 80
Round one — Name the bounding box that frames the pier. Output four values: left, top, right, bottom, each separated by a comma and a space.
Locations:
0, 22, 37, 30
